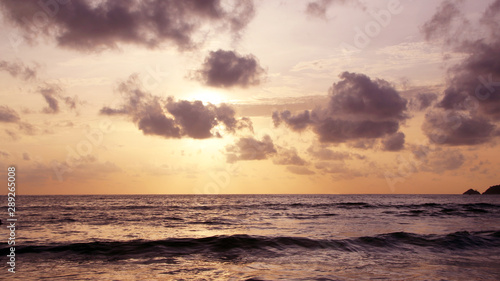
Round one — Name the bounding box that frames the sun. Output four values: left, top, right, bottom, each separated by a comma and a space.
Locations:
186, 88, 226, 105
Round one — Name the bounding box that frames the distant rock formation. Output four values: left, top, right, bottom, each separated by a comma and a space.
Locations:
463, 189, 481, 195
483, 185, 500, 195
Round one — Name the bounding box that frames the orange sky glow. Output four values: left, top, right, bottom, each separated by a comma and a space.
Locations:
0, 0, 499, 195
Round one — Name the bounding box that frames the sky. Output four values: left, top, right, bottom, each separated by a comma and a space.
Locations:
1, 0, 499, 195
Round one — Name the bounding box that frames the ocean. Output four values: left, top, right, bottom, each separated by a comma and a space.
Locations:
1, 194, 499, 280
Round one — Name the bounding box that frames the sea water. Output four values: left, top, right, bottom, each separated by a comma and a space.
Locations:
1, 194, 499, 280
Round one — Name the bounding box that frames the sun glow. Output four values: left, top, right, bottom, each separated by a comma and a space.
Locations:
186, 89, 226, 105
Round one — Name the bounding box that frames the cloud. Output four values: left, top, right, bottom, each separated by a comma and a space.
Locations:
286, 166, 315, 175
411, 146, 466, 173
236, 95, 328, 117
0, 0, 255, 52
305, 0, 334, 19
307, 144, 364, 161
226, 135, 308, 168
327, 72, 407, 121
18, 122, 37, 135
408, 93, 438, 111
272, 110, 313, 131
37, 84, 80, 114
305, 0, 364, 19
0, 105, 38, 138
215, 104, 253, 133
273, 72, 408, 147
348, 139, 377, 150
165, 99, 253, 138
100, 75, 182, 138
0, 60, 37, 81
166, 99, 218, 139
314, 118, 400, 143
421, 0, 500, 145
422, 110, 496, 146
314, 161, 366, 179
0, 105, 21, 123
381, 132, 405, 151
50, 155, 122, 183
195, 49, 266, 88
226, 135, 276, 163
23, 152, 31, 161
421, 0, 465, 42
4, 129, 19, 140
100, 74, 252, 139
39, 85, 61, 114
273, 147, 307, 166
436, 39, 500, 120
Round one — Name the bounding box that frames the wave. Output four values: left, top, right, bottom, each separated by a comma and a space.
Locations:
15, 202, 500, 212
2, 231, 499, 260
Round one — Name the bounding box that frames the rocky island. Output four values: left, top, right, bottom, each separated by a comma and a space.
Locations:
482, 185, 500, 195
463, 185, 500, 195
463, 189, 481, 195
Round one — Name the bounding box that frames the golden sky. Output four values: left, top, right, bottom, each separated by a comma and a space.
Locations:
0, 0, 499, 195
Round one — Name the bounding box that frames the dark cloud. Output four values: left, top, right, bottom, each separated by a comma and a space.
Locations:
436, 38, 500, 117
305, 0, 364, 19
138, 110, 181, 139
226, 135, 276, 163
99, 107, 129, 115
0, 60, 37, 81
273, 147, 307, 166
421, 0, 465, 42
195, 49, 265, 88
166, 100, 253, 138
481, 0, 500, 38
23, 152, 31, 161
422, 110, 496, 145
39, 85, 61, 114
100, 75, 182, 138
101, 74, 252, 139
306, 0, 334, 19
166, 99, 217, 139
409, 93, 438, 111
0, 0, 254, 52
381, 132, 405, 151
422, 0, 500, 145
37, 84, 79, 114
0, 105, 21, 123
273, 72, 408, 146
314, 118, 399, 143
272, 110, 313, 131
328, 72, 407, 121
